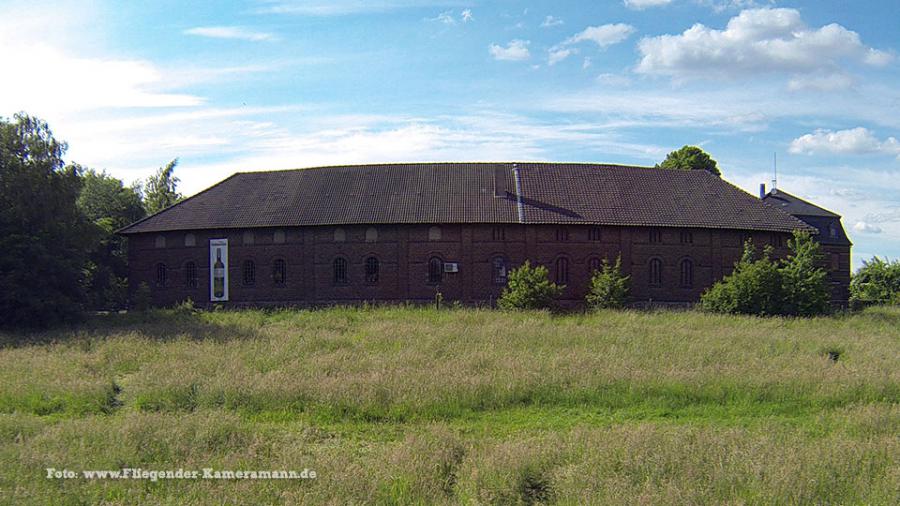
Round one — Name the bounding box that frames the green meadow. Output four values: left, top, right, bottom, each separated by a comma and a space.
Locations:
0, 306, 897, 504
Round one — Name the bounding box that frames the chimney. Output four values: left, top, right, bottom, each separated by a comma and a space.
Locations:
759, 183, 766, 199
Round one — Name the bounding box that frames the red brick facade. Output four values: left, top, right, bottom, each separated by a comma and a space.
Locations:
127, 224, 851, 308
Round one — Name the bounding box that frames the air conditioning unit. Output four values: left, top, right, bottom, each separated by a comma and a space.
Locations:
443, 262, 459, 273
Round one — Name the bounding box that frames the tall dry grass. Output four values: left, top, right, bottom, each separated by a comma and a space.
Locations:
0, 305, 897, 504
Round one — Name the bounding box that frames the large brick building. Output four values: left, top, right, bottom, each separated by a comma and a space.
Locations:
118, 163, 851, 307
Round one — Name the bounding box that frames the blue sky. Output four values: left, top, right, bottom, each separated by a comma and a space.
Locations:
1, 0, 898, 268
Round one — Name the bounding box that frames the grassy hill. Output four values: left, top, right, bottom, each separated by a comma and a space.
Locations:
1, 306, 898, 504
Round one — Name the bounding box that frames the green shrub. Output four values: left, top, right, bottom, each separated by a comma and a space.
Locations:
701, 231, 830, 317
779, 231, 830, 316
850, 257, 900, 307
701, 240, 783, 315
498, 261, 564, 310
174, 297, 197, 315
585, 256, 630, 309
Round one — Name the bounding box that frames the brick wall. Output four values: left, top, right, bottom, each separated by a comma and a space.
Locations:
128, 224, 847, 308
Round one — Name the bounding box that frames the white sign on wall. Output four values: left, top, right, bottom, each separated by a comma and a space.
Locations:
209, 238, 229, 302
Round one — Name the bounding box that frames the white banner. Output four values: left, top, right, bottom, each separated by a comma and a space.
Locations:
209, 239, 228, 302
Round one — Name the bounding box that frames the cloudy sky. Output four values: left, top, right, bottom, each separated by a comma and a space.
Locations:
1, 0, 897, 267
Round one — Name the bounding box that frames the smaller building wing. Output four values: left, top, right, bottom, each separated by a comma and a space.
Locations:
762, 190, 851, 246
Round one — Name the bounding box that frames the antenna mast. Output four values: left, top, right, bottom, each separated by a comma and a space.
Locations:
771, 152, 778, 192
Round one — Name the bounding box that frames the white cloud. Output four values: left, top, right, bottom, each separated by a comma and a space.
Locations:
256, 0, 465, 16
0, 41, 202, 116
461, 9, 473, 23
854, 222, 883, 234
548, 48, 575, 66
624, 0, 672, 9
541, 16, 563, 28
789, 128, 900, 157
489, 40, 530, 61
787, 73, 855, 92
548, 23, 635, 65
431, 10, 455, 25
696, 1, 775, 13
543, 80, 900, 134
636, 8, 893, 80
596, 73, 632, 86
564, 24, 636, 49
184, 26, 274, 42
0, 3, 205, 116
582, 57, 592, 69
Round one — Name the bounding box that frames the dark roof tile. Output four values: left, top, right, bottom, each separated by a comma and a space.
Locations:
119, 162, 813, 234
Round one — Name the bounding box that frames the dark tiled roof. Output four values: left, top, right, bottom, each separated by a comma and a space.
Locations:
762, 190, 850, 246
119, 163, 813, 234
762, 190, 840, 217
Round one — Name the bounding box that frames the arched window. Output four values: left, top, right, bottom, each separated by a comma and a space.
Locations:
185, 261, 198, 288
334, 228, 346, 242
588, 227, 602, 241
242, 260, 256, 286
333, 258, 348, 284
649, 229, 661, 243
588, 257, 602, 274
492, 256, 508, 285
649, 258, 662, 286
365, 256, 379, 284
243, 230, 255, 245
680, 259, 693, 288
155, 235, 166, 248
155, 263, 167, 287
428, 226, 442, 241
428, 257, 443, 284
492, 226, 506, 241
184, 233, 196, 247
274, 229, 286, 244
680, 230, 693, 244
555, 257, 569, 285
272, 259, 286, 286
555, 227, 569, 242
365, 227, 378, 243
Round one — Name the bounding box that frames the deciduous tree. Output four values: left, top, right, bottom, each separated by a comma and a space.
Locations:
0, 114, 92, 326
77, 168, 145, 309
141, 159, 182, 215
657, 145, 721, 177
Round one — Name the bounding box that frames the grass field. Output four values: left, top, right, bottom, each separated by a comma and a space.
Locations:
0, 305, 898, 504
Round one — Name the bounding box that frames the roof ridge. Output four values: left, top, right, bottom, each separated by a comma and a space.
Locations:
233, 161, 658, 176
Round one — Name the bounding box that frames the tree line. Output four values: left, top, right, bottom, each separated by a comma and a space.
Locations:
1, 113, 182, 327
